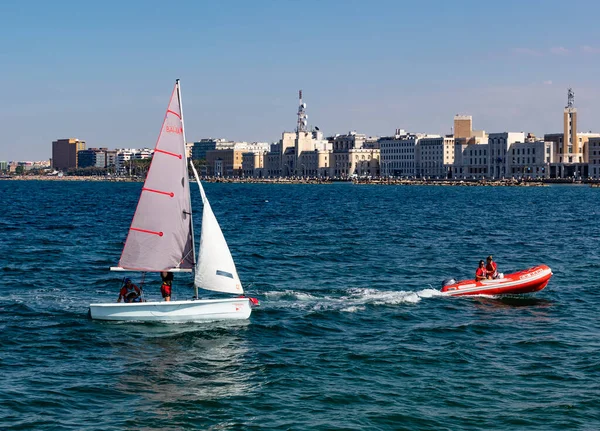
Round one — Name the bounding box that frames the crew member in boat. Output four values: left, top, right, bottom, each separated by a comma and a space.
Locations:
160, 271, 174, 301
486, 255, 498, 279
118, 278, 142, 303
475, 260, 487, 281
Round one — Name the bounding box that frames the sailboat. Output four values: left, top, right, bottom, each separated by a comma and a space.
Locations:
89, 80, 257, 322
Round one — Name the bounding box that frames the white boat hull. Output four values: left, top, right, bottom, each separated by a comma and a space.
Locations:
89, 297, 252, 322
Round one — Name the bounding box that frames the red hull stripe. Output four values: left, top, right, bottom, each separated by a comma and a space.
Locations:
166, 109, 181, 119
154, 148, 183, 159
142, 187, 174, 197
130, 227, 164, 237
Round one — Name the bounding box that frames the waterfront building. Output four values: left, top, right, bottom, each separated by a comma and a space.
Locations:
589, 137, 600, 179
509, 140, 553, 179
115, 148, 153, 174
454, 142, 489, 179
418, 135, 454, 178
52, 138, 86, 170
0, 161, 7, 172
450, 114, 488, 179
205, 149, 239, 176
78, 148, 113, 169
262, 91, 337, 178
206, 142, 270, 176
331, 131, 374, 177
191, 138, 235, 160
264, 141, 283, 177
18, 161, 34, 171
379, 130, 425, 177
278, 132, 296, 176
454, 115, 472, 139
242, 151, 268, 178
544, 131, 600, 178
293, 131, 314, 176
487, 132, 525, 179
347, 147, 380, 177
295, 130, 333, 177
544, 89, 600, 178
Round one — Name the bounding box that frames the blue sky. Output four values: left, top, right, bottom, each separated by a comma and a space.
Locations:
2, 0, 600, 160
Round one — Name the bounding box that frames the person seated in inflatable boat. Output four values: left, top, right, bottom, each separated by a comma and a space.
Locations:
486, 255, 498, 279
475, 260, 487, 281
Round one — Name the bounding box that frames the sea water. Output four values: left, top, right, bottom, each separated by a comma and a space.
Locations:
1, 180, 599, 430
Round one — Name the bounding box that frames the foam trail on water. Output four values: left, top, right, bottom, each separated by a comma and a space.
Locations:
262, 287, 445, 312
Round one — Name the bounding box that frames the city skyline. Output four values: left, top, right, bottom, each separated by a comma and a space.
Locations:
2, 0, 600, 160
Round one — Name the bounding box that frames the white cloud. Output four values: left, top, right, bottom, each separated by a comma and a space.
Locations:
582, 45, 600, 54
550, 46, 569, 55
543, 80, 553, 85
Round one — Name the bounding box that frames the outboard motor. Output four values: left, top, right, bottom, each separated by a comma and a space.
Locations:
441, 278, 456, 288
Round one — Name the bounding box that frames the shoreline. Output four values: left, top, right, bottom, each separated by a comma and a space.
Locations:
1, 175, 598, 187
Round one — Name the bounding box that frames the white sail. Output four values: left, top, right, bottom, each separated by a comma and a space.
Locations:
190, 163, 243, 295
118, 81, 194, 272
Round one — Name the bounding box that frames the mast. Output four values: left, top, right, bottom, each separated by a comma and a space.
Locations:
176, 79, 199, 299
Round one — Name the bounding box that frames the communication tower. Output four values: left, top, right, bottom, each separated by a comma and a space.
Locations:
566, 88, 574, 108
297, 90, 308, 133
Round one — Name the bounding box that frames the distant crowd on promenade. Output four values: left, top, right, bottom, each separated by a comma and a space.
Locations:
3, 173, 600, 187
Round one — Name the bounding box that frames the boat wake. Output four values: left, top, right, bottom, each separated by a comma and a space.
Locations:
263, 287, 445, 313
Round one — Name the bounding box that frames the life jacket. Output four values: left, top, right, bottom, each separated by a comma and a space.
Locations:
123, 284, 141, 301
161, 272, 173, 286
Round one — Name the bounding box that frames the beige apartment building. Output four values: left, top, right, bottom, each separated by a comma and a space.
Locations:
418, 136, 455, 178
454, 115, 472, 139
205, 149, 244, 176
544, 132, 600, 178
206, 142, 271, 177
542, 89, 600, 178
242, 151, 268, 178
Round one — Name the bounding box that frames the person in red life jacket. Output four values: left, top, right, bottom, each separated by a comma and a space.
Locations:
475, 260, 487, 281
486, 255, 498, 279
118, 278, 142, 303
160, 271, 174, 301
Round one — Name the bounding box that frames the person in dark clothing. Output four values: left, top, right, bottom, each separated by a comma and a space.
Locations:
160, 271, 174, 301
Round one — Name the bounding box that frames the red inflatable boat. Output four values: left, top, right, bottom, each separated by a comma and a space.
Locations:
440, 265, 552, 296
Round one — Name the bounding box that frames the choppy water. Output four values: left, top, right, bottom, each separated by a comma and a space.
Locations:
1, 180, 599, 430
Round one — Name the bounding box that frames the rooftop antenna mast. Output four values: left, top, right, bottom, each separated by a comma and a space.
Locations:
567, 88, 574, 108
297, 90, 308, 133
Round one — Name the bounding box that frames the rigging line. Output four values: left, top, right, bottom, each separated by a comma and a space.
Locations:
139, 272, 147, 302
179, 246, 195, 266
